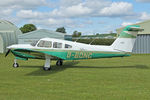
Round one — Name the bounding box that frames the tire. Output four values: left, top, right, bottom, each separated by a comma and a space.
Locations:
43, 67, 51, 71
56, 60, 63, 66
13, 63, 19, 68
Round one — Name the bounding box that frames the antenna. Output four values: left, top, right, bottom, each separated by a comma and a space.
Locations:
75, 36, 82, 42
89, 37, 97, 45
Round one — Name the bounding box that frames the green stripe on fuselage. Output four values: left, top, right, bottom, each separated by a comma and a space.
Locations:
11, 49, 130, 60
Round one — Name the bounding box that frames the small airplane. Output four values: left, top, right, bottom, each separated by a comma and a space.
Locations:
6, 25, 143, 71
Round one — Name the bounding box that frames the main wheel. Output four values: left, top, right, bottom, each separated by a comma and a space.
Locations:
43, 67, 51, 71
56, 60, 63, 66
13, 63, 19, 68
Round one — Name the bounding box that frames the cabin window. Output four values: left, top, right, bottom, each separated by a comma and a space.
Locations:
37, 40, 52, 48
53, 42, 62, 48
65, 44, 72, 48
44, 41, 52, 48
37, 40, 45, 47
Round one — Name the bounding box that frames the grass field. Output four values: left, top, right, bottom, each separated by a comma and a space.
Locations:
0, 54, 150, 100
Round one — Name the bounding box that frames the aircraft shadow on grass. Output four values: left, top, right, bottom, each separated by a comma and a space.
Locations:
20, 61, 149, 76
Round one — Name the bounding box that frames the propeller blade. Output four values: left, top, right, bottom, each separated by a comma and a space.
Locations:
5, 49, 11, 57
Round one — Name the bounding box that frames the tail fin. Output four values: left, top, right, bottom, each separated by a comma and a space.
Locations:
111, 25, 144, 52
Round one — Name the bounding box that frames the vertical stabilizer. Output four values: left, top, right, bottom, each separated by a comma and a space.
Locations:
111, 25, 144, 52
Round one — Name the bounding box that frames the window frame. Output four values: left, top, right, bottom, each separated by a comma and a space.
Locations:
65, 44, 72, 49
37, 40, 52, 48
53, 42, 63, 48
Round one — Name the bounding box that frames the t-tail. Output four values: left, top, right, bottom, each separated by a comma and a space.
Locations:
111, 25, 144, 52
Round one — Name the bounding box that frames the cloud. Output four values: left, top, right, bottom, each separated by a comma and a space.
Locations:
83, 20, 93, 25
29, 18, 76, 28
0, 0, 50, 23
0, 9, 13, 17
84, 0, 111, 9
50, 1, 134, 18
48, 18, 73, 26
16, 10, 49, 19
60, 0, 82, 7
121, 22, 134, 26
0, 8, 15, 22
139, 12, 150, 20
120, 12, 150, 27
0, 0, 47, 9
2, 0, 136, 20
99, 2, 133, 17
50, 3, 92, 18
16, 9, 84, 28
135, 0, 150, 2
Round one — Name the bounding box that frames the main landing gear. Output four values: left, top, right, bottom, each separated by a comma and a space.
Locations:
56, 60, 63, 66
43, 59, 63, 71
43, 55, 51, 71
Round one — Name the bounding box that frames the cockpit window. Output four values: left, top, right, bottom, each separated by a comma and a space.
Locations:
53, 42, 62, 48
65, 44, 72, 48
37, 40, 52, 48
31, 42, 36, 46
31, 40, 38, 46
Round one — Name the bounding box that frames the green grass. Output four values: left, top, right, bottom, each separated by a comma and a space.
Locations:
0, 54, 150, 100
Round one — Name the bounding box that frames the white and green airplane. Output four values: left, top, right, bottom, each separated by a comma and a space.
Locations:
6, 25, 143, 71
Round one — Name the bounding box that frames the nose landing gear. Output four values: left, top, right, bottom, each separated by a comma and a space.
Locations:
13, 59, 19, 68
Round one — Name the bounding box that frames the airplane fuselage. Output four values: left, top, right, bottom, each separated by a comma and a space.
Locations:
8, 38, 129, 61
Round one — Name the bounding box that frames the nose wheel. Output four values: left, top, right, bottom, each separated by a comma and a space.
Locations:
56, 60, 63, 66
13, 59, 19, 68
13, 63, 19, 68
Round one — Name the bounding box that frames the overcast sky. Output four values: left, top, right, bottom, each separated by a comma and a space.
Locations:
1, 0, 150, 35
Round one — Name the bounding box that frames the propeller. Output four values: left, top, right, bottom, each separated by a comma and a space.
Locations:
5, 49, 11, 57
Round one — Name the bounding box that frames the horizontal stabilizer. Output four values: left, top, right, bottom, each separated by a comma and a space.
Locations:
111, 25, 144, 52
127, 27, 144, 31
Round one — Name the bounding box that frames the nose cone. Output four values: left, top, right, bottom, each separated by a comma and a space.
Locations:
7, 45, 14, 49
7, 45, 20, 49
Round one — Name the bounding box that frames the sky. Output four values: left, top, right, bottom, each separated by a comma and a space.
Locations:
1, 0, 150, 35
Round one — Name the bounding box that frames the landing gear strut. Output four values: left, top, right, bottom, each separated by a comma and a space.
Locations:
13, 59, 19, 68
43, 55, 51, 71
56, 60, 63, 66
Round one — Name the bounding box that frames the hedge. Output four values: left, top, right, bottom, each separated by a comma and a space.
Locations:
72, 39, 116, 45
